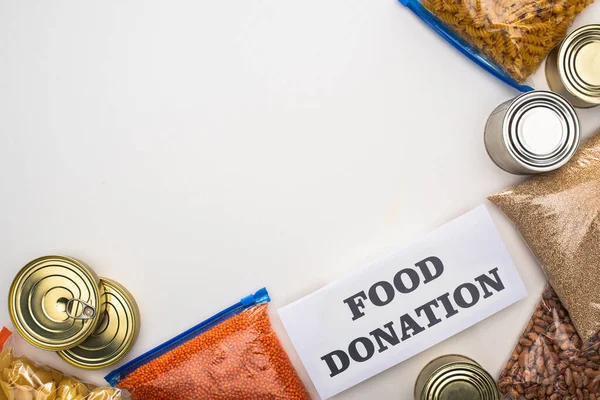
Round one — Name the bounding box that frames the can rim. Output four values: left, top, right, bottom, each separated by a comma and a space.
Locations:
57, 278, 140, 370
8, 255, 103, 351
414, 354, 480, 399
502, 91, 580, 173
423, 362, 500, 400
559, 24, 600, 105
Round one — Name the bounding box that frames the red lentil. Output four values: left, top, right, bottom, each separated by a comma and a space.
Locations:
117, 304, 311, 400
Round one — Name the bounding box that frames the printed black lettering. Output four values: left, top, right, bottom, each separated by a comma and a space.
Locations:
414, 256, 444, 284
393, 268, 420, 294
474, 268, 505, 298
415, 299, 442, 328
454, 283, 480, 308
343, 292, 368, 321
320, 350, 351, 378
348, 337, 375, 362
368, 281, 396, 307
437, 292, 459, 318
399, 313, 425, 340
369, 322, 400, 353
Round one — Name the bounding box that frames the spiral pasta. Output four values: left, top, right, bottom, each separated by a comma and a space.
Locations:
422, 0, 593, 82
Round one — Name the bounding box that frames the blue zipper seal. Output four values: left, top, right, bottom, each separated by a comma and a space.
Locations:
400, 0, 534, 92
105, 287, 271, 387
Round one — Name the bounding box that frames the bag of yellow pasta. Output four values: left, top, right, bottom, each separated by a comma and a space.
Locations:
0, 327, 129, 400
399, 0, 593, 91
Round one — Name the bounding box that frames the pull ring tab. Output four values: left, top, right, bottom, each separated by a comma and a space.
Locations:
66, 299, 96, 320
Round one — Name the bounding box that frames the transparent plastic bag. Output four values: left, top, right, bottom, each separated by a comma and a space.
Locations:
489, 129, 600, 343
498, 285, 600, 400
105, 288, 311, 400
0, 326, 128, 400
399, 0, 593, 90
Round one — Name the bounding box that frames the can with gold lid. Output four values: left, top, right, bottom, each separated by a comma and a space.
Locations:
546, 24, 600, 108
414, 354, 500, 400
8, 255, 106, 351
58, 278, 140, 369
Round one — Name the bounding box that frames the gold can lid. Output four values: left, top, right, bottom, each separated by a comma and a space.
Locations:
421, 362, 500, 400
8, 256, 104, 351
559, 24, 600, 105
58, 278, 140, 369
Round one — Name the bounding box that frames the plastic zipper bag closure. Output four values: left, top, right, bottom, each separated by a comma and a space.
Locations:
105, 288, 311, 400
399, 0, 592, 91
0, 326, 128, 400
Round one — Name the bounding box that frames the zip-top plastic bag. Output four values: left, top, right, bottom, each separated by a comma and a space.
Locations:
0, 326, 128, 400
105, 288, 311, 400
489, 128, 600, 343
498, 285, 600, 400
399, 0, 593, 91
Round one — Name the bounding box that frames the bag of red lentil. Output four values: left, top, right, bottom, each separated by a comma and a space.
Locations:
105, 288, 311, 400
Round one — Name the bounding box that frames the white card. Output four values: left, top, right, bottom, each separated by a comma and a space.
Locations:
278, 206, 526, 399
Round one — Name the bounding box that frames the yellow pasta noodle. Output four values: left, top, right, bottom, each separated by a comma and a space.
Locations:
421, 0, 593, 82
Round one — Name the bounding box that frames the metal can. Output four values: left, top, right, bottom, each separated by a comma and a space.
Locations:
8, 255, 106, 351
546, 24, 600, 109
58, 278, 140, 369
414, 354, 500, 400
484, 90, 580, 175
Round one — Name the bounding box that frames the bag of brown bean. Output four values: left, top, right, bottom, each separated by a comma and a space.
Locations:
498, 285, 600, 400
489, 129, 600, 343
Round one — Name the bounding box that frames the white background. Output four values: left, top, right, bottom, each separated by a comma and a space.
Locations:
1, 1, 599, 399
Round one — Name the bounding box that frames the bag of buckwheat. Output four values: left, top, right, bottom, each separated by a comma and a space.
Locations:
489, 128, 600, 343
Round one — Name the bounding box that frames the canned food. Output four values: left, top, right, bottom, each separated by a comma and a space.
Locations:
484, 90, 580, 175
8, 255, 105, 351
546, 24, 600, 108
414, 354, 499, 400
58, 278, 140, 369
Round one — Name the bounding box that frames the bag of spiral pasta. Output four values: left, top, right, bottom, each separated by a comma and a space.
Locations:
399, 0, 593, 91
0, 326, 128, 400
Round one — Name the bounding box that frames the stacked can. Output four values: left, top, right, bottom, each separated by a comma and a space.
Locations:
8, 255, 140, 370
546, 24, 600, 109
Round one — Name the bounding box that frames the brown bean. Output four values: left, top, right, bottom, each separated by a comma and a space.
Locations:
528, 332, 540, 342
497, 286, 600, 400
520, 349, 530, 368
574, 371, 583, 388
585, 369, 600, 378
537, 357, 547, 372
520, 337, 534, 346
498, 376, 513, 388
567, 368, 574, 386
525, 320, 534, 332
534, 325, 548, 334
535, 318, 550, 328
564, 325, 576, 333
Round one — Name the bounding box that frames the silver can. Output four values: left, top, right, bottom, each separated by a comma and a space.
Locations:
546, 24, 600, 109
414, 354, 499, 400
484, 91, 580, 175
